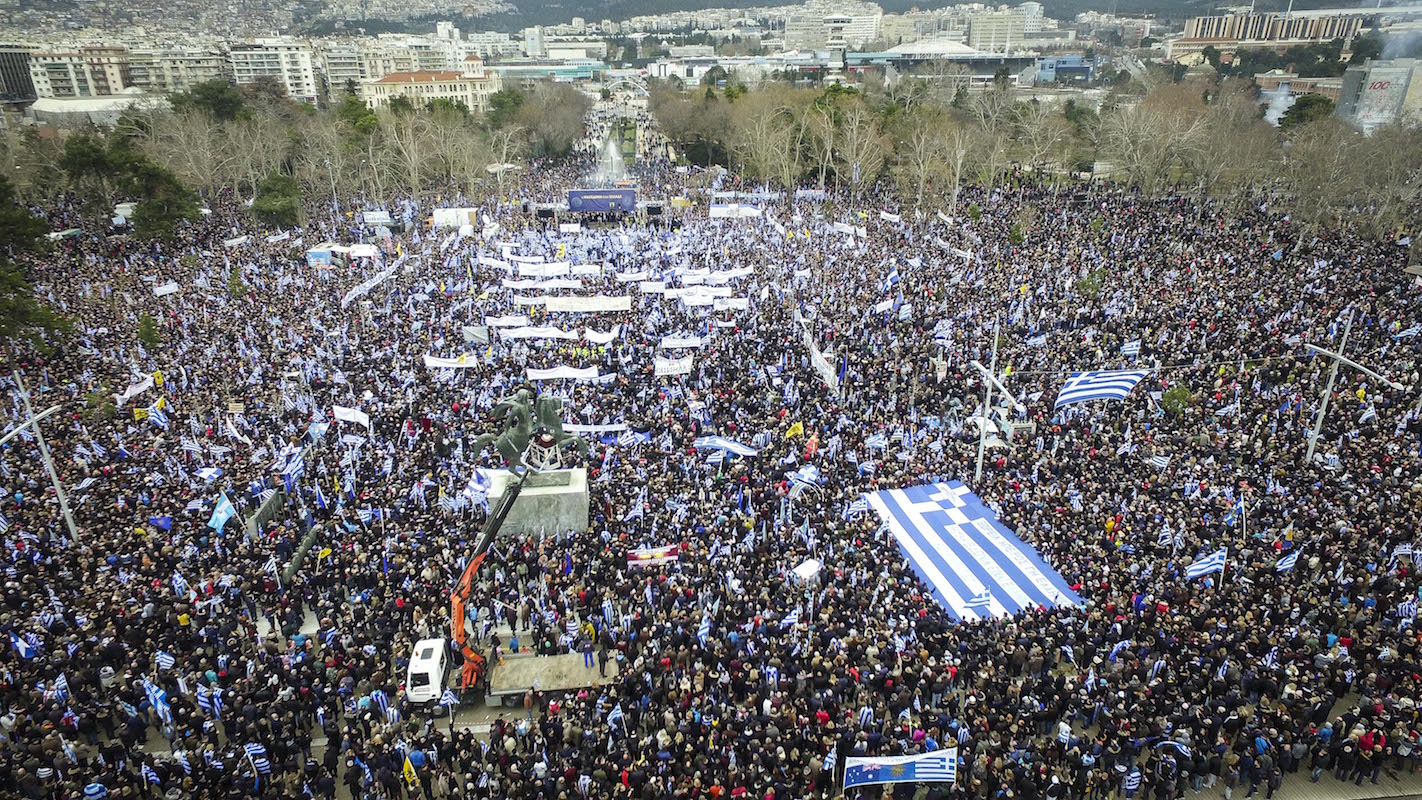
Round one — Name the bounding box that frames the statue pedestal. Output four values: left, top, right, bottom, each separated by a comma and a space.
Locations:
486, 468, 589, 537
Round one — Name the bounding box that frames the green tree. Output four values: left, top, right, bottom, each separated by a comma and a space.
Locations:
137, 313, 161, 347
169, 80, 248, 121
251, 172, 301, 228
488, 90, 526, 129
1281, 94, 1335, 129
124, 159, 199, 241
701, 66, 729, 87
228, 266, 246, 296
0, 176, 67, 343
427, 98, 469, 116
1349, 34, 1383, 64
1162, 385, 1192, 416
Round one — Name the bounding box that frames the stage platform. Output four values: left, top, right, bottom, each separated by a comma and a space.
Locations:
485, 653, 620, 705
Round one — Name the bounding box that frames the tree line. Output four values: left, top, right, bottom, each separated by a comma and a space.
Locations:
650, 69, 1421, 240
0, 79, 591, 233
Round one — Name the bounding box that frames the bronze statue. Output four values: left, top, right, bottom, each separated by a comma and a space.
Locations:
473, 388, 589, 473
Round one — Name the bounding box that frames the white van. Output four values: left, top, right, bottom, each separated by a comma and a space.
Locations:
405, 638, 449, 706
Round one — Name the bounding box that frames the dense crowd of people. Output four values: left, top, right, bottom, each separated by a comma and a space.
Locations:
0, 102, 1419, 800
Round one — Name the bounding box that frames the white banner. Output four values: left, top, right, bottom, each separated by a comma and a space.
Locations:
500, 278, 583, 290
639, 281, 667, 294
485, 315, 529, 328
223, 235, 249, 249
432, 207, 477, 228
879, 210, 902, 223
478, 256, 513, 272
667, 286, 732, 299
654, 355, 694, 376
706, 267, 755, 284
265, 231, 290, 243
519, 261, 571, 277
564, 423, 628, 434
513, 296, 545, 307
112, 376, 155, 407
713, 298, 750, 311
615, 270, 652, 282
571, 263, 603, 276
544, 295, 632, 313
498, 326, 578, 341
422, 353, 481, 369
680, 294, 714, 307
361, 210, 392, 226
340, 260, 401, 308
461, 325, 489, 344
333, 405, 372, 430
527, 365, 605, 381
507, 254, 545, 264
661, 336, 704, 349
709, 204, 761, 219
153, 281, 181, 297
584, 325, 621, 345
558, 223, 582, 233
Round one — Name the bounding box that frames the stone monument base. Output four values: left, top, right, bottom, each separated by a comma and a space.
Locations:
486, 468, 589, 536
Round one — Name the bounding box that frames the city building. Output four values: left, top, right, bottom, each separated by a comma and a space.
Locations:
488, 58, 603, 86
1335, 58, 1421, 132
318, 41, 363, 98
0, 43, 38, 102
126, 47, 230, 94
522, 27, 546, 58
229, 38, 320, 103
1253, 68, 1342, 101
784, 10, 882, 50
1018, 2, 1045, 34
464, 31, 517, 58
359, 59, 500, 112
967, 12, 1026, 53
1168, 12, 1363, 60
1036, 53, 1097, 83
29, 46, 131, 99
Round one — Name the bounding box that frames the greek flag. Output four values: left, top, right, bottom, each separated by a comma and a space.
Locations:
1399, 598, 1418, 622
1185, 548, 1228, 580
1155, 740, 1191, 759
707, 449, 724, 466
155, 650, 176, 670
1262, 647, 1279, 669
440, 689, 459, 707
964, 590, 993, 614
195, 467, 223, 482
147, 406, 169, 427
789, 464, 821, 489
844, 749, 957, 789
0, 511, 8, 533
1054, 370, 1150, 409
823, 750, 837, 775
1148, 455, 1171, 470
780, 607, 801, 628
1223, 499, 1244, 526
1120, 340, 1141, 357
617, 430, 636, 448
243, 743, 268, 760
865, 432, 889, 450
622, 486, 646, 521
141, 763, 161, 785
883, 267, 900, 291
698, 614, 711, 645
369, 689, 389, 716
1275, 551, 1299, 573
1396, 324, 1421, 339
843, 497, 869, 519
607, 703, 625, 729
52, 672, 70, 700
1123, 771, 1142, 792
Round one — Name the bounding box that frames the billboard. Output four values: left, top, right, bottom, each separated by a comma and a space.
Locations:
1353, 66, 1413, 129
568, 189, 635, 213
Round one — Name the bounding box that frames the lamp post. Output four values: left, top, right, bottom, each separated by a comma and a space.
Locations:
974, 316, 1000, 485
324, 158, 338, 217
1303, 309, 1405, 461
0, 373, 79, 542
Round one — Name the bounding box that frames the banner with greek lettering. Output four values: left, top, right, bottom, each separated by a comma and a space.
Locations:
571, 263, 603, 276
423, 354, 482, 369
507, 254, 545, 264
709, 204, 761, 219
501, 278, 584, 290
639, 281, 667, 294
340, 260, 401, 308
223, 235, 249, 249
112, 376, 155, 407
498, 327, 578, 341
879, 211, 902, 223
667, 286, 732, 299
706, 267, 755, 284
544, 295, 633, 313
714, 298, 750, 312
519, 261, 571, 277
265, 231, 291, 243
661, 336, 704, 349
616, 270, 652, 282
654, 355, 694, 376
153, 281, 181, 297
479, 256, 512, 272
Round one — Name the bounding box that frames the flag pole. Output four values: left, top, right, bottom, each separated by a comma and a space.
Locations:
974, 315, 1000, 486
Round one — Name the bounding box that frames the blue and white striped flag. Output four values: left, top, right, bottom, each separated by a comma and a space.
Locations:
1054, 370, 1150, 409
697, 614, 711, 645
1185, 548, 1228, 580
440, 689, 459, 707
141, 763, 161, 785
607, 703, 625, 729
779, 607, 801, 629
1120, 340, 1141, 357
155, 650, 176, 670
1395, 324, 1421, 339
1275, 551, 1299, 573
843, 497, 869, 519
964, 590, 993, 614
195, 467, 223, 482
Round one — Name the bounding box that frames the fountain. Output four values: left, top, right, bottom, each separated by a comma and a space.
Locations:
593, 133, 627, 186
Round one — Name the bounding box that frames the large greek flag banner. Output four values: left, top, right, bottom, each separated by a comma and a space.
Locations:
865, 482, 1083, 622
844, 749, 958, 789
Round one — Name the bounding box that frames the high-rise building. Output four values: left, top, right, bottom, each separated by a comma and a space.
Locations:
0, 43, 37, 102
522, 27, 545, 58
229, 38, 320, 103
1169, 13, 1363, 60
29, 46, 131, 98
126, 47, 231, 94
1017, 2, 1045, 33
1335, 58, 1421, 132
967, 13, 1026, 53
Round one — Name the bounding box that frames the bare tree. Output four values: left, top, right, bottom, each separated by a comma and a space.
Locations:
1012, 101, 1073, 173
895, 107, 948, 206
944, 122, 976, 216
382, 108, 430, 198
837, 100, 888, 200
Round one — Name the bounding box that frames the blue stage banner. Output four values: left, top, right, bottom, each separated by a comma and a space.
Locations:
568, 189, 635, 213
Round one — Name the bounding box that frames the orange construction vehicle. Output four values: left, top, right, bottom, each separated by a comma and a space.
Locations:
448, 475, 529, 691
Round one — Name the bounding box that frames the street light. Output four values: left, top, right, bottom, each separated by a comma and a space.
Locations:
1303, 309, 1405, 461
973, 316, 1001, 485
0, 373, 79, 542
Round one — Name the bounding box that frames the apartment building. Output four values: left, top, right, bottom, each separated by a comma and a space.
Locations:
229, 38, 319, 103
29, 46, 131, 98
359, 57, 500, 112
127, 47, 230, 93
